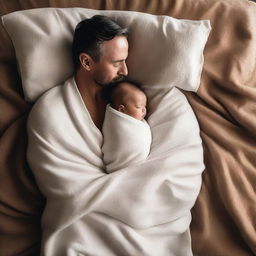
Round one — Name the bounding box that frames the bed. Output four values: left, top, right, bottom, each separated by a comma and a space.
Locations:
0, 0, 255, 255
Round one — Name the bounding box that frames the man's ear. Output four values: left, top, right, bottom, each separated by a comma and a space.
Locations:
118, 105, 125, 113
79, 53, 92, 71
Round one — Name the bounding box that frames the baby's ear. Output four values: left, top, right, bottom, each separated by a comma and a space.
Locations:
118, 105, 125, 112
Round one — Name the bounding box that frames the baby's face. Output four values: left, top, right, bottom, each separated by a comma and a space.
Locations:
118, 87, 147, 120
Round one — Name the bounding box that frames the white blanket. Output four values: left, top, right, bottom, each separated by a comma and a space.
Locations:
102, 104, 151, 173
27, 76, 204, 256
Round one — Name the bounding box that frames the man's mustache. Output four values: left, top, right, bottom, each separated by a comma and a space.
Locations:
112, 75, 126, 82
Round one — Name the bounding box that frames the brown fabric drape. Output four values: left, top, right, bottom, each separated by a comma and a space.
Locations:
0, 0, 255, 255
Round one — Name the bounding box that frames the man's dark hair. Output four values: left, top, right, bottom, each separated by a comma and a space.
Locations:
72, 15, 128, 68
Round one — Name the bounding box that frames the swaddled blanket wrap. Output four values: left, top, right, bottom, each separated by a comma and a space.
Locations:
27, 77, 204, 256
102, 104, 151, 173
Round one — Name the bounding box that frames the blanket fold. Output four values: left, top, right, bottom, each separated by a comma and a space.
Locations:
27, 77, 204, 256
102, 104, 152, 173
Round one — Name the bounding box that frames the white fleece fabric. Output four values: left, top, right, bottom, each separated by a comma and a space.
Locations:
102, 104, 152, 173
27, 76, 204, 256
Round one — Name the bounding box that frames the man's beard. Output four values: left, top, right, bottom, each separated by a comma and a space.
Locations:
112, 75, 126, 83
94, 75, 126, 87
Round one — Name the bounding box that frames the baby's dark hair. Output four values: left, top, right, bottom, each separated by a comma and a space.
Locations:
102, 80, 144, 105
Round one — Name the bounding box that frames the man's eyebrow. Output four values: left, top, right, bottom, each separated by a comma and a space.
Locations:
112, 59, 126, 63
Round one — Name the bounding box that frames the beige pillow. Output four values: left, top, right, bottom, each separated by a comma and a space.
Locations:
2, 8, 211, 102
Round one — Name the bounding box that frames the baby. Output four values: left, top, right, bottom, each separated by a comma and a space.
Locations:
109, 81, 147, 121
102, 81, 152, 173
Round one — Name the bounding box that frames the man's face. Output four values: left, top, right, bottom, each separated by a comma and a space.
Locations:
90, 36, 129, 86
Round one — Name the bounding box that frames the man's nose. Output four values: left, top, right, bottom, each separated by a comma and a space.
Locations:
119, 61, 128, 76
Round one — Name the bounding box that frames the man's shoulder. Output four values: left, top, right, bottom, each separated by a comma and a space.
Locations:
28, 77, 75, 126
31, 76, 75, 111
32, 85, 62, 113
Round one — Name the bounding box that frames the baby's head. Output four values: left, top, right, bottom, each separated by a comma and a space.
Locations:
106, 81, 147, 120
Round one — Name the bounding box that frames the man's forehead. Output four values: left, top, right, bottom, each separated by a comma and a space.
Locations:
101, 36, 128, 58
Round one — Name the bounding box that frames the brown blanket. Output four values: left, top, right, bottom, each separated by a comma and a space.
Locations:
0, 0, 255, 255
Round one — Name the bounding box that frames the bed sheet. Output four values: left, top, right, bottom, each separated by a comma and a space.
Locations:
0, 0, 255, 255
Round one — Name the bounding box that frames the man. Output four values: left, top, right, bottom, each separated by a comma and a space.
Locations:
72, 15, 129, 130
27, 14, 204, 256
